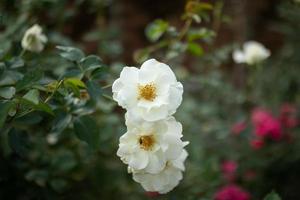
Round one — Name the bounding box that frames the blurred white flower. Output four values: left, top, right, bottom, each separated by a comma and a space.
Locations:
112, 59, 183, 121
21, 24, 47, 53
46, 134, 58, 145
132, 149, 188, 194
117, 114, 188, 173
233, 41, 270, 65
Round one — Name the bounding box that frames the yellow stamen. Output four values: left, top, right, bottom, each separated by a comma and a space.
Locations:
139, 135, 155, 151
138, 83, 157, 101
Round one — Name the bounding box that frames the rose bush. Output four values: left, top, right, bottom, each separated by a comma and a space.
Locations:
0, 0, 299, 199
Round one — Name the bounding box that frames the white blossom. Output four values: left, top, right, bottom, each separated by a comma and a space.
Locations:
46, 134, 58, 145
117, 113, 188, 174
132, 149, 188, 194
233, 41, 270, 65
21, 24, 47, 53
112, 59, 183, 121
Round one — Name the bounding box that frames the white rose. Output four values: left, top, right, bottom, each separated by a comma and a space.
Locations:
117, 114, 188, 173
132, 149, 188, 194
21, 24, 47, 53
233, 41, 270, 65
112, 59, 183, 121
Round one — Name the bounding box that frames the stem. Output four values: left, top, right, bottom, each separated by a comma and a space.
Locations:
177, 18, 193, 41
102, 94, 114, 101
101, 84, 112, 89
19, 49, 26, 58
44, 79, 64, 103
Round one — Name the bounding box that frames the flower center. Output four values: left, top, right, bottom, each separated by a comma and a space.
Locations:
138, 83, 157, 101
138, 135, 155, 151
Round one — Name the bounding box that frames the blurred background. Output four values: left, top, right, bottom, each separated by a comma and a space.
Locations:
0, 0, 299, 199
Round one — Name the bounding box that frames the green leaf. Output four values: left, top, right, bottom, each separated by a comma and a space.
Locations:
79, 55, 103, 71
64, 78, 86, 88
0, 87, 16, 99
64, 78, 86, 97
0, 70, 23, 87
23, 89, 39, 105
56, 46, 85, 62
86, 80, 102, 101
90, 67, 107, 80
188, 28, 216, 42
264, 191, 281, 200
35, 102, 54, 115
51, 112, 72, 133
16, 70, 43, 92
187, 42, 204, 56
74, 116, 100, 150
145, 19, 169, 42
8, 57, 24, 68
0, 101, 14, 128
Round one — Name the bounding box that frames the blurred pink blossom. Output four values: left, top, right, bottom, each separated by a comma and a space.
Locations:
251, 108, 282, 140
231, 121, 247, 135
250, 138, 264, 150
214, 185, 251, 200
221, 160, 238, 182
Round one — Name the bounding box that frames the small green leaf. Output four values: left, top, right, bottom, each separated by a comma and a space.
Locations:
79, 55, 103, 71
56, 46, 85, 62
16, 70, 43, 92
86, 80, 102, 101
51, 112, 72, 133
264, 191, 281, 200
64, 78, 86, 97
35, 102, 54, 115
90, 67, 107, 80
0, 101, 14, 128
0, 87, 16, 99
74, 116, 100, 150
8, 57, 24, 68
145, 19, 169, 42
64, 78, 86, 88
0, 70, 24, 87
187, 42, 204, 56
188, 28, 216, 42
23, 89, 39, 105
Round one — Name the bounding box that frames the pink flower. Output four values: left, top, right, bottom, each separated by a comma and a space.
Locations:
251, 108, 282, 140
250, 138, 264, 150
280, 103, 298, 128
221, 160, 238, 182
251, 108, 272, 127
231, 121, 247, 135
214, 185, 250, 200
